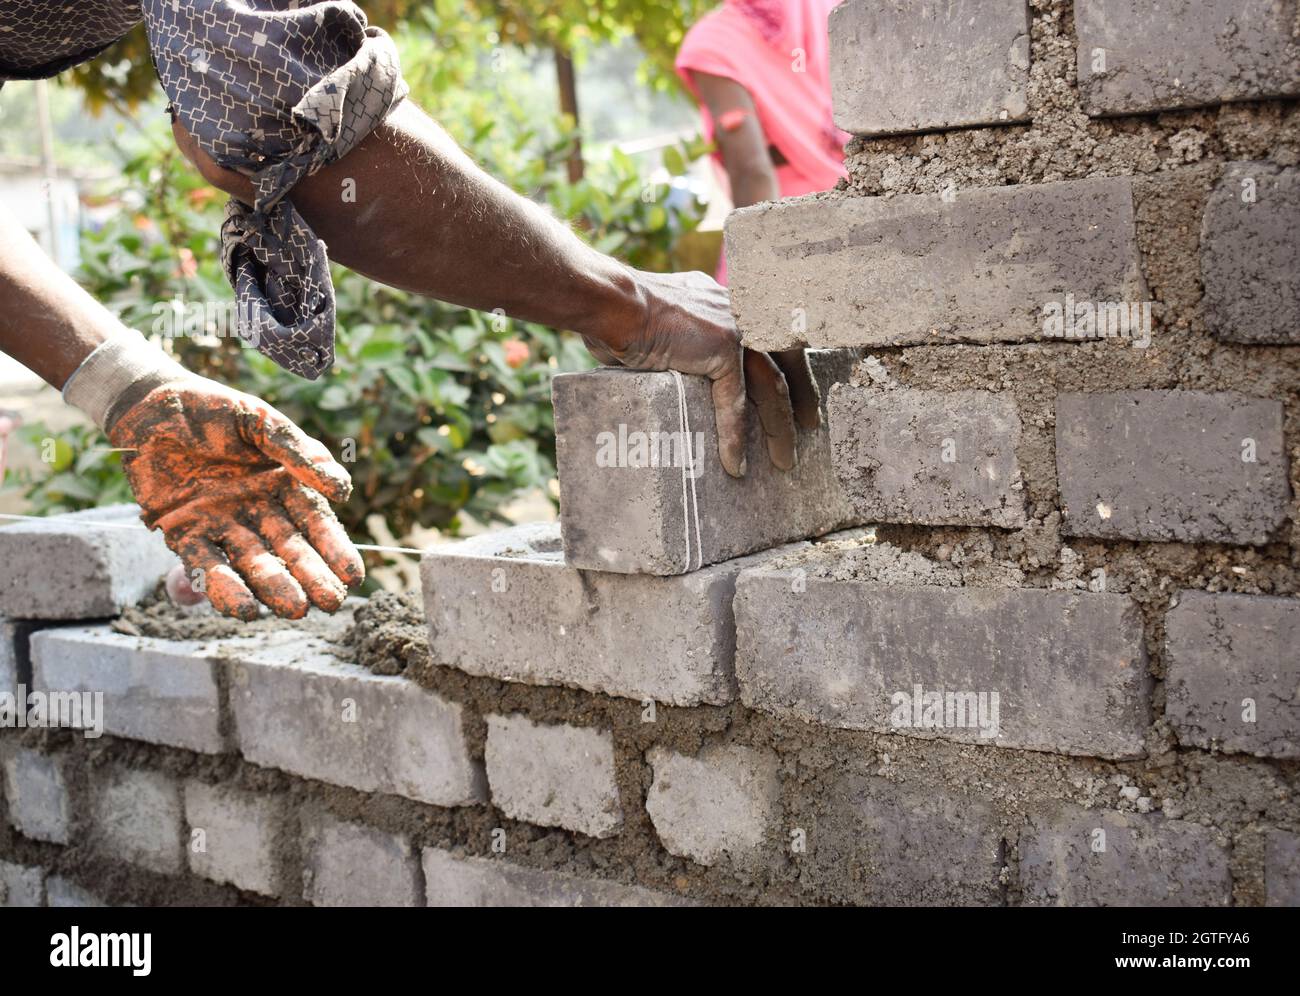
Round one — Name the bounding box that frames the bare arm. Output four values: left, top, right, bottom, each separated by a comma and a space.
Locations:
689, 71, 780, 210
0, 207, 116, 387
172, 99, 817, 475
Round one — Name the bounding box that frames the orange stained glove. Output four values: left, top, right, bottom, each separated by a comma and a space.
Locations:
107, 379, 364, 621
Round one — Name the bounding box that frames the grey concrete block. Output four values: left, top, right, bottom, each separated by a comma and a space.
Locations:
225, 633, 484, 807
1021, 806, 1232, 906
91, 767, 183, 875
734, 543, 1151, 759
645, 744, 780, 867
809, 774, 1003, 906
1264, 829, 1300, 907
302, 814, 420, 907
1201, 162, 1300, 345
422, 849, 694, 907
31, 625, 226, 753
828, 384, 1026, 528
485, 714, 623, 838
0, 504, 178, 620
2, 746, 70, 844
1056, 391, 1290, 545
0, 619, 35, 696
184, 781, 283, 897
727, 178, 1146, 352
1074, 0, 1300, 117
424, 523, 806, 706
830, 0, 1030, 135
45, 876, 107, 907
0, 860, 44, 907
1165, 591, 1300, 758
553, 349, 861, 575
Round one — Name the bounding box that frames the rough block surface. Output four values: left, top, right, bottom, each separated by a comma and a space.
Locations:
0, 860, 43, 907
91, 767, 183, 875
302, 814, 420, 907
31, 625, 226, 753
1056, 391, 1290, 545
1264, 829, 1300, 907
226, 633, 484, 807
1201, 162, 1300, 344
553, 349, 861, 575
1074, 0, 1300, 116
184, 781, 282, 897
424, 522, 804, 706
830, 0, 1031, 135
44, 876, 107, 907
829, 384, 1026, 527
423, 849, 693, 907
485, 714, 623, 838
735, 543, 1151, 759
727, 178, 1145, 352
2, 746, 70, 844
0, 504, 178, 619
1165, 591, 1300, 758
1020, 806, 1233, 906
645, 744, 780, 866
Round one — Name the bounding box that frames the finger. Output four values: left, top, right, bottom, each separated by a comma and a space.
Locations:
166, 529, 260, 621
744, 349, 797, 471
243, 401, 353, 504
219, 521, 310, 620
708, 344, 749, 478
281, 483, 366, 588
255, 507, 348, 613
772, 349, 822, 431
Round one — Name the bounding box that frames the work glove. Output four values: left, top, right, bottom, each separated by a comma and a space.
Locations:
64, 330, 363, 620
581, 269, 822, 478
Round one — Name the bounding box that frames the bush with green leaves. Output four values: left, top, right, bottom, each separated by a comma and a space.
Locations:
15, 10, 710, 550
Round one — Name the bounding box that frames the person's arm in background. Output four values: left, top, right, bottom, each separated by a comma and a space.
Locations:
688, 71, 779, 210
0, 207, 363, 621
171, 100, 819, 475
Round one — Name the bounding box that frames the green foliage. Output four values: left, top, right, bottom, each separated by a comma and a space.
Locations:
19, 11, 709, 547
7, 424, 134, 515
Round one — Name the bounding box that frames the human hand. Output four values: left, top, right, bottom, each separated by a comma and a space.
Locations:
582, 269, 820, 477
108, 377, 364, 620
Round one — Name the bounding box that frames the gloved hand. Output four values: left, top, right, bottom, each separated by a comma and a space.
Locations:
64, 331, 363, 620
582, 269, 821, 478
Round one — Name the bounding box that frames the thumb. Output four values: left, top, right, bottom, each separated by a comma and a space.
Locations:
246, 403, 352, 503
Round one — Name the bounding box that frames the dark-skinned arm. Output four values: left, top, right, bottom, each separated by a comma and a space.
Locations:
172, 100, 818, 474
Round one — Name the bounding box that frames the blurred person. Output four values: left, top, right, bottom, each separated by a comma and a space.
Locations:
0, 0, 823, 620
677, 0, 849, 283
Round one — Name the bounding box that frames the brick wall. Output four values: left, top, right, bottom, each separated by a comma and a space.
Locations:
2, 0, 1297, 907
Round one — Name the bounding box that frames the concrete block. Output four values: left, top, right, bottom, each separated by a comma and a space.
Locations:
1056, 391, 1290, 545
1165, 591, 1300, 758
553, 349, 861, 575
45, 876, 107, 908
44, 884, 107, 915
302, 814, 420, 907
1021, 805, 1232, 906
91, 767, 183, 875
424, 523, 805, 706
0, 504, 178, 619
0, 860, 44, 907
830, 0, 1030, 135
734, 543, 1150, 759
0, 619, 38, 695
809, 774, 1003, 906
645, 744, 780, 867
2, 746, 70, 844
828, 384, 1026, 528
727, 177, 1146, 352
225, 633, 484, 807
184, 781, 282, 897
1201, 162, 1300, 344
31, 625, 226, 753
485, 714, 623, 838
1075, 0, 1300, 116
1264, 829, 1300, 907
422, 849, 694, 907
